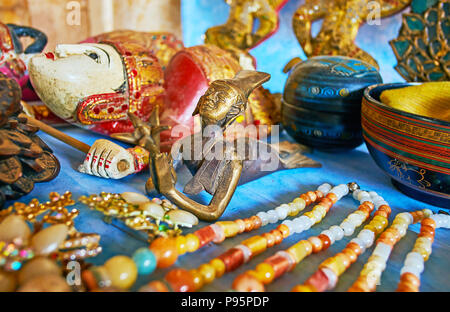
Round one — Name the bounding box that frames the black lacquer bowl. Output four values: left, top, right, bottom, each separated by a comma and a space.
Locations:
362, 83, 450, 208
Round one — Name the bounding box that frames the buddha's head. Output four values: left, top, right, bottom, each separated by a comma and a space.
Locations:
194, 70, 271, 129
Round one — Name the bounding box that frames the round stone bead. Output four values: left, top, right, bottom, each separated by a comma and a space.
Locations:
0, 215, 31, 243
275, 205, 290, 220
292, 218, 306, 234
329, 225, 344, 241
256, 212, 269, 226
198, 264, 216, 284
298, 216, 313, 230
308, 236, 323, 253
132, 248, 157, 275
31, 224, 68, 256
340, 221, 355, 236
282, 220, 295, 236
267, 210, 279, 224
352, 189, 361, 200
18, 257, 61, 285
165, 269, 195, 292
321, 230, 335, 244
350, 238, 366, 253
232, 273, 264, 292
357, 191, 370, 201
372, 242, 392, 260
104, 256, 138, 290
404, 256, 424, 273
318, 183, 332, 195
397, 213, 414, 225
150, 237, 179, 268
392, 224, 407, 236
357, 229, 375, 248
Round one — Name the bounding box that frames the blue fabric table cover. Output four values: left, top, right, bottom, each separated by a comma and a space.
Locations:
6, 127, 449, 292
6, 0, 448, 292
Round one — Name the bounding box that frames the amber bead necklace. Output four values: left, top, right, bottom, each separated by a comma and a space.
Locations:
82, 183, 341, 291
396, 213, 450, 292
232, 187, 388, 291
140, 183, 367, 292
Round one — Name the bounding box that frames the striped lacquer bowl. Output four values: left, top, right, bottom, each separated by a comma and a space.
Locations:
362, 83, 450, 208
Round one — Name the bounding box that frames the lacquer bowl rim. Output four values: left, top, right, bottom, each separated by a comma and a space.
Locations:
363, 82, 450, 128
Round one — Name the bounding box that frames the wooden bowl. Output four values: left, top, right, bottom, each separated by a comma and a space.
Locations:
362, 83, 450, 208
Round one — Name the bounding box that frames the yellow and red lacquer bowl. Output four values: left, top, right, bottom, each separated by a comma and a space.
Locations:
362, 83, 450, 208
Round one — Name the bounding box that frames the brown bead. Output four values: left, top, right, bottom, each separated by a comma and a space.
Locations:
262, 232, 275, 248
348, 280, 370, 292
325, 192, 338, 204
314, 190, 324, 201
232, 274, 264, 292
300, 194, 311, 206
358, 205, 372, 215
418, 232, 434, 242
318, 234, 331, 250
264, 254, 291, 279
308, 236, 323, 253
420, 225, 435, 237
347, 242, 362, 256
270, 230, 283, 245
361, 201, 374, 211
411, 211, 424, 223
389, 228, 401, 242
400, 273, 420, 288
244, 219, 254, 232
319, 198, 333, 211
378, 205, 391, 215
277, 224, 290, 238
342, 248, 357, 263
422, 218, 436, 229
378, 231, 396, 246
218, 248, 244, 272
193, 226, 216, 249
306, 191, 317, 203
250, 216, 262, 230
374, 210, 389, 218
397, 281, 419, 292
165, 269, 196, 292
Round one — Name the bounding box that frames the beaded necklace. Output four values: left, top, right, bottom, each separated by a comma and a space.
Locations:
140, 183, 360, 292
82, 183, 334, 290
232, 188, 386, 292
396, 213, 450, 292
347, 209, 433, 292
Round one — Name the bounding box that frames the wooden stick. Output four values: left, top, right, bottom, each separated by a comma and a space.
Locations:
20, 114, 91, 154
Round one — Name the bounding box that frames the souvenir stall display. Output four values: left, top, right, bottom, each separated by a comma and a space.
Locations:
0, 0, 448, 294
